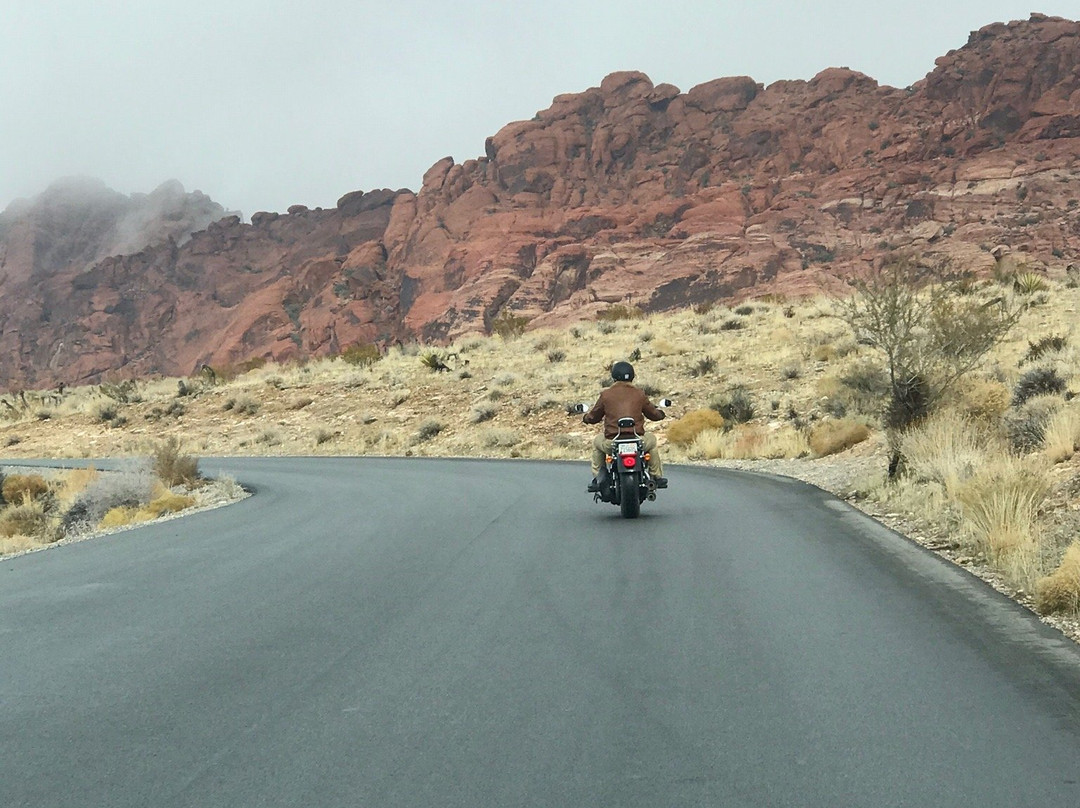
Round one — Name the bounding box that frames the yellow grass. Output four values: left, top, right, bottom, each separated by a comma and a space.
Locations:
3, 278, 1080, 603
690, 423, 809, 460
808, 419, 870, 457
1036, 542, 1080, 615
954, 456, 1050, 587
899, 410, 999, 495
668, 409, 726, 446
1042, 403, 1080, 464
99, 506, 151, 530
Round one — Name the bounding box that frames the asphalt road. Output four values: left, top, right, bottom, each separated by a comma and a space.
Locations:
2, 457, 1080, 807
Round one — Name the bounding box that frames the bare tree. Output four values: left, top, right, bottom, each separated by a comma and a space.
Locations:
837, 258, 1020, 477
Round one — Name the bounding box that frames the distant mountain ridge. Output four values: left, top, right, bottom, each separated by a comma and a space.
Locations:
2, 13, 1079, 388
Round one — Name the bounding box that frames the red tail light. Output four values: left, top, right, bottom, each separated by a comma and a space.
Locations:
622, 455, 637, 468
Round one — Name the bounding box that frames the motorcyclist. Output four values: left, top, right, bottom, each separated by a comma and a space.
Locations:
582, 361, 667, 491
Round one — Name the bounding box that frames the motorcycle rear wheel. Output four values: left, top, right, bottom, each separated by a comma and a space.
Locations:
619, 473, 641, 518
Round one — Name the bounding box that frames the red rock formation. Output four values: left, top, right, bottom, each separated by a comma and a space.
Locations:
2, 13, 1079, 387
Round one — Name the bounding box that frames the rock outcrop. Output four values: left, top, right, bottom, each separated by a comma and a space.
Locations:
2, 13, 1079, 387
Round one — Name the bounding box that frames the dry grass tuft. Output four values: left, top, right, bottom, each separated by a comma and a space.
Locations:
954, 457, 1049, 584
690, 423, 810, 460
809, 419, 870, 457
140, 492, 197, 518
668, 409, 726, 446
1035, 542, 1080, 615
1042, 404, 1080, 464
900, 411, 996, 494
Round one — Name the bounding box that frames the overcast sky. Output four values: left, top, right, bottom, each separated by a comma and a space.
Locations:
2, 1, 1076, 218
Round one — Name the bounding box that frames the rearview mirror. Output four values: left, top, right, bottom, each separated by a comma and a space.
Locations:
658, 398, 673, 408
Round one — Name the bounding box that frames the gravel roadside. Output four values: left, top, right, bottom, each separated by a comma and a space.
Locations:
702, 452, 1080, 646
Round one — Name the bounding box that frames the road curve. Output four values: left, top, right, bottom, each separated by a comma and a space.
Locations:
2, 457, 1080, 807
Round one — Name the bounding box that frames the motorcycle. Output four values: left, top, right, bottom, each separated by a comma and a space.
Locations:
573, 401, 671, 519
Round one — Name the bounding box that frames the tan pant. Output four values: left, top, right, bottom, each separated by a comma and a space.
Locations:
592, 433, 662, 477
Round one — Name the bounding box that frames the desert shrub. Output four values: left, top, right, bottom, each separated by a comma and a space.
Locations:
1035, 542, 1080, 615
224, 394, 260, 415
2, 473, 50, 505
256, 429, 282, 446
1020, 335, 1068, 366
290, 396, 314, 410
60, 463, 156, 535
339, 342, 381, 366
480, 428, 519, 448
809, 419, 871, 457
811, 344, 836, 362
595, 304, 644, 322
490, 310, 530, 338
734, 305, 754, 316
547, 349, 566, 363
667, 409, 726, 446
1012, 365, 1067, 406
95, 401, 120, 424
0, 501, 52, 540
416, 419, 443, 441
55, 467, 100, 508
471, 404, 497, 424
781, 365, 801, 380
951, 378, 1010, 424
1003, 396, 1060, 452
719, 318, 744, 331
838, 361, 890, 409
711, 386, 755, 424
99, 379, 140, 403
153, 438, 200, 486
690, 356, 717, 377
314, 428, 335, 445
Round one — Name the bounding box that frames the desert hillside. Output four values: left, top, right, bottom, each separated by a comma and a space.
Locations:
1, 14, 1079, 389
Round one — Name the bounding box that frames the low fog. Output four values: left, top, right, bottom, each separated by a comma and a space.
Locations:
3, 1, 1077, 217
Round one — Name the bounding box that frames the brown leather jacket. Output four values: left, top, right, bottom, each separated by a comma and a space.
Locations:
583, 381, 666, 438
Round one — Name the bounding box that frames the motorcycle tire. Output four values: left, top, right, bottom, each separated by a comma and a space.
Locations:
619, 472, 641, 518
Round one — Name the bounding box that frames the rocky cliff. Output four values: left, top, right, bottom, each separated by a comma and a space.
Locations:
2, 13, 1079, 388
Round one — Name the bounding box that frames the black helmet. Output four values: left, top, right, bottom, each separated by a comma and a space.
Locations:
611, 361, 635, 382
